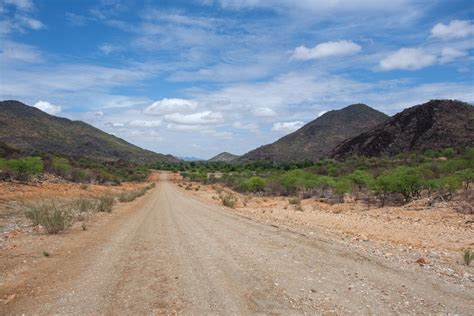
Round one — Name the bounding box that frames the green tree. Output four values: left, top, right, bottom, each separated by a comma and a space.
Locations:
240, 176, 266, 192
52, 156, 71, 177
8, 157, 43, 181
347, 169, 374, 191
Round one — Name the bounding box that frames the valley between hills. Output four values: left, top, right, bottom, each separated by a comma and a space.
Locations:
0, 99, 473, 314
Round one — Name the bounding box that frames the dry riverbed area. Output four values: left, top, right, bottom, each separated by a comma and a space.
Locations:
176, 178, 474, 284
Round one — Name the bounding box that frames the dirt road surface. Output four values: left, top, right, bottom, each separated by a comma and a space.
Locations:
2, 174, 473, 314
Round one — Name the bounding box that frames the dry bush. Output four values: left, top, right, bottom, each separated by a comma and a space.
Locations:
25, 203, 73, 234
118, 188, 147, 202
464, 249, 473, 266
97, 195, 114, 212
288, 197, 301, 205
220, 193, 236, 208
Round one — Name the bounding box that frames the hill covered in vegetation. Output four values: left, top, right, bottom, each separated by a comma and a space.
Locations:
0, 100, 176, 163
208, 152, 239, 162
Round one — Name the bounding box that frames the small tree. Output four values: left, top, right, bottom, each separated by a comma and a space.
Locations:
8, 157, 43, 181
240, 176, 266, 192
347, 169, 374, 197
52, 156, 71, 177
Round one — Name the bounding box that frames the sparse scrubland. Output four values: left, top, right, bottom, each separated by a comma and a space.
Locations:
22, 184, 155, 234
155, 147, 473, 210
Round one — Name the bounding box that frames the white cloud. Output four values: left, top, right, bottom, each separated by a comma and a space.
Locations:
19, 16, 44, 29
210, 0, 411, 13
317, 110, 328, 117
379, 48, 436, 71
33, 100, 61, 115
272, 121, 304, 133
0, 0, 44, 34
144, 98, 198, 115
431, 20, 474, 40
105, 122, 124, 127
3, 0, 33, 11
99, 43, 120, 55
253, 107, 276, 117
128, 119, 162, 127
439, 47, 466, 63
0, 40, 41, 63
166, 123, 204, 131
164, 111, 223, 125
292, 40, 361, 60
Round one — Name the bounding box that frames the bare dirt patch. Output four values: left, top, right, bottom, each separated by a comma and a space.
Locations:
178, 180, 474, 281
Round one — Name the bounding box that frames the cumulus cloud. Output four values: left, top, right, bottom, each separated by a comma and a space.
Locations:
292, 40, 361, 61
431, 20, 474, 40
379, 48, 436, 71
164, 111, 223, 125
144, 98, 198, 115
253, 107, 276, 117
272, 121, 304, 133
33, 100, 61, 115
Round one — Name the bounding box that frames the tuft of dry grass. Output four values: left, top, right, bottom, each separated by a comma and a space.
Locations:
288, 197, 301, 205
25, 202, 73, 234
97, 195, 114, 212
464, 249, 473, 266
220, 193, 237, 208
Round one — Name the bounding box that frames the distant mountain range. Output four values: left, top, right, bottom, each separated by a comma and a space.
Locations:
0, 100, 177, 163
178, 156, 205, 161
241, 104, 388, 161
332, 99, 474, 158
2, 99, 471, 164
208, 152, 239, 162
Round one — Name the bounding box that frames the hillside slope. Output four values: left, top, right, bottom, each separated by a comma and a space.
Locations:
208, 152, 239, 162
241, 104, 388, 161
332, 99, 474, 158
0, 100, 177, 163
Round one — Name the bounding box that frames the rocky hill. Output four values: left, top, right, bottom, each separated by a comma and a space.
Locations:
208, 152, 239, 162
0, 100, 177, 163
332, 99, 474, 158
241, 104, 388, 161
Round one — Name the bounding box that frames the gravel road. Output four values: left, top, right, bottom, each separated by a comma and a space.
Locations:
4, 174, 473, 314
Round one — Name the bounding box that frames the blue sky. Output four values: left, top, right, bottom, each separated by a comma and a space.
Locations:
0, 0, 473, 159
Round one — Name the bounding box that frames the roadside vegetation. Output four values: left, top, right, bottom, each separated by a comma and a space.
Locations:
155, 147, 473, 210
0, 154, 151, 184
24, 184, 155, 234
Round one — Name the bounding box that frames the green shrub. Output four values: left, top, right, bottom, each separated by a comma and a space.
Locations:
374, 167, 423, 203
52, 156, 71, 177
8, 157, 43, 181
97, 195, 114, 212
240, 176, 266, 192
347, 169, 374, 191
